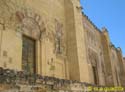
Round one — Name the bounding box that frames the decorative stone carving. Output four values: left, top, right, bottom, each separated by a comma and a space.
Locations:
0, 0, 46, 39
54, 19, 63, 54
15, 9, 46, 40
21, 17, 40, 39
0, 0, 26, 29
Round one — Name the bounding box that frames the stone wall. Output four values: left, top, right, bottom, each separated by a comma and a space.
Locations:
110, 45, 121, 86
116, 49, 125, 86
0, 0, 68, 79
83, 14, 106, 85
101, 29, 114, 86
0, 0, 125, 88
0, 0, 91, 83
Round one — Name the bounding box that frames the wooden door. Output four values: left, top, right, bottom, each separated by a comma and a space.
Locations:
22, 36, 36, 74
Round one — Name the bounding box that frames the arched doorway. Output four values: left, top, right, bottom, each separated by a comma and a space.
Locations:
88, 49, 99, 85
16, 10, 45, 74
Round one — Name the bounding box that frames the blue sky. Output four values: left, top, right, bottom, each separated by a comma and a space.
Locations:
80, 0, 125, 57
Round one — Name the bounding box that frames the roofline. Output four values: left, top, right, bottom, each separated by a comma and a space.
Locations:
82, 12, 102, 33
82, 11, 123, 53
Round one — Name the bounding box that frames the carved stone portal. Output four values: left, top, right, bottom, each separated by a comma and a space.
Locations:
16, 10, 46, 40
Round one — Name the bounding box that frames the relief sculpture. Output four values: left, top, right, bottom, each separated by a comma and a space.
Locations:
55, 19, 63, 54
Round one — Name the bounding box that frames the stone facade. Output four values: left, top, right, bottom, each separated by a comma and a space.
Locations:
0, 0, 125, 88
83, 14, 106, 86
82, 13, 125, 86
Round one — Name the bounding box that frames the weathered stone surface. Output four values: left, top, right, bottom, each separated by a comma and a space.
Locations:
0, 0, 125, 88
